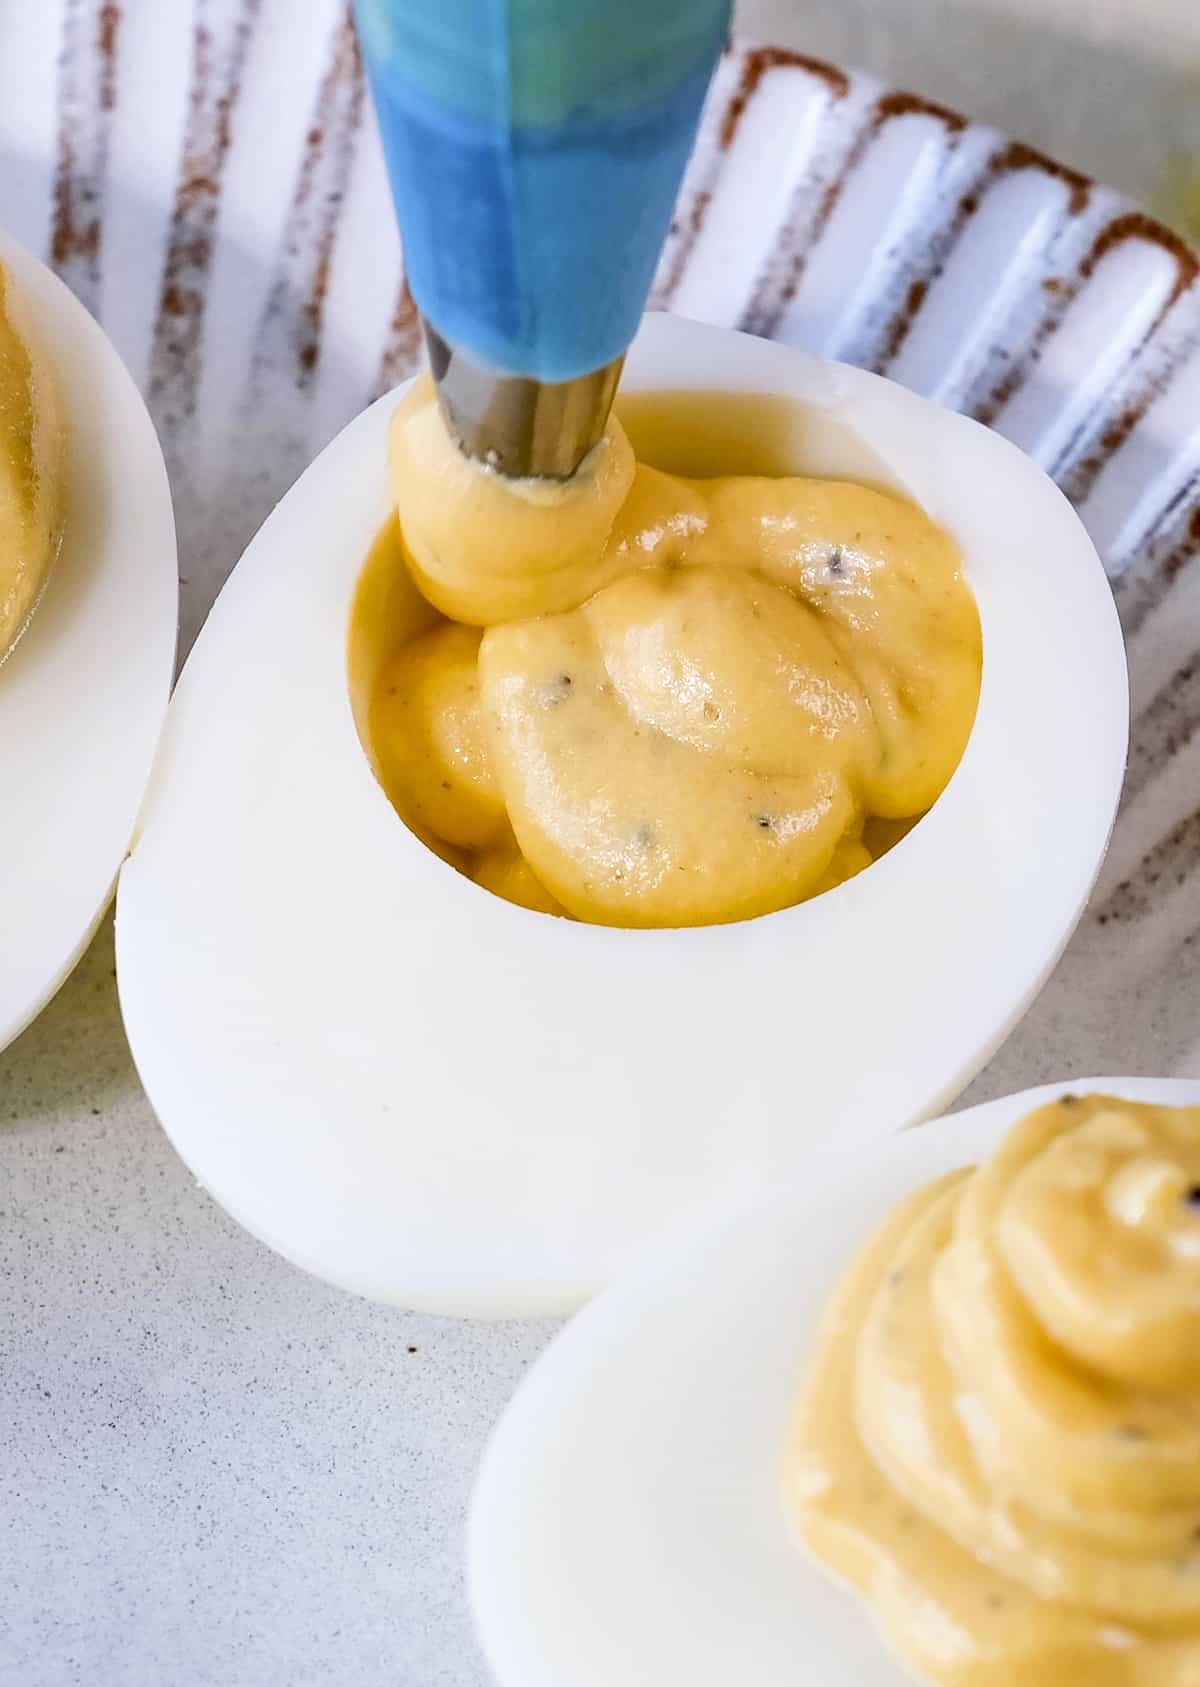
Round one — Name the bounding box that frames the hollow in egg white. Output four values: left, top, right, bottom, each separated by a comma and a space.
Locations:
115, 315, 1125, 1317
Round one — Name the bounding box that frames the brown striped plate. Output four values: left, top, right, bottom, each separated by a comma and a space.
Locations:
2, 9, 1198, 1068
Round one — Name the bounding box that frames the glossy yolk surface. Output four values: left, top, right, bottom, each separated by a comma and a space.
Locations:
0, 260, 63, 664
367, 375, 980, 928
790, 1095, 1200, 1685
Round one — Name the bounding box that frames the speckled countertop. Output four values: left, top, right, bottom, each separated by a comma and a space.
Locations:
2, 3, 1199, 1685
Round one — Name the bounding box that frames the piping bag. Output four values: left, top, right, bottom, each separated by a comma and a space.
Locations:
354, 0, 731, 478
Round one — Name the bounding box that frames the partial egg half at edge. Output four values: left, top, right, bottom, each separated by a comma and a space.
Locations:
466, 1075, 1200, 1687
114, 314, 1127, 1318
0, 228, 177, 1053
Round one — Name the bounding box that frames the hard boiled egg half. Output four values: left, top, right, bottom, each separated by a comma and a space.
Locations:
0, 228, 176, 1051
467, 1075, 1200, 1687
115, 313, 1126, 1317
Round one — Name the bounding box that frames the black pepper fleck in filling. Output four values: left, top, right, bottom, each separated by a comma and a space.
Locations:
828, 546, 844, 577
539, 672, 574, 707
1059, 1093, 1080, 1107
755, 814, 774, 830
1187, 1185, 1200, 1210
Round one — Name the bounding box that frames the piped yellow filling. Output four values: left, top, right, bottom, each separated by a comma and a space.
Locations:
358, 376, 981, 928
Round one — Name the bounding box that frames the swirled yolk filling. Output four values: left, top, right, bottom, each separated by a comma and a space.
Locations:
791, 1095, 1200, 1685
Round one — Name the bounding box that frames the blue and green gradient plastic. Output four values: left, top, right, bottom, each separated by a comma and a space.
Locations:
354, 0, 731, 383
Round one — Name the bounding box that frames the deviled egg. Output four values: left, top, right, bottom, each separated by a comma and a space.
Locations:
467, 1076, 1200, 1687
0, 228, 176, 1052
115, 314, 1125, 1317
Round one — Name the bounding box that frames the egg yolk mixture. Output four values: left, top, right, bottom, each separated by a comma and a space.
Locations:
357, 375, 981, 927
791, 1095, 1200, 1685
0, 260, 63, 663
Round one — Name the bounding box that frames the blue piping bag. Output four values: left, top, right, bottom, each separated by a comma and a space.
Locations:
354, 0, 730, 474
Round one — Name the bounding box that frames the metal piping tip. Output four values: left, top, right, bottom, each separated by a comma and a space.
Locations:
423, 319, 623, 481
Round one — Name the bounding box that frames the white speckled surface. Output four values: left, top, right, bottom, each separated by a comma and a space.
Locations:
1, 933, 555, 1687
2, 2, 1199, 1685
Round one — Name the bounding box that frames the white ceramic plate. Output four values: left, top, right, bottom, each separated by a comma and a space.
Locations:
1, 13, 1194, 1076
114, 312, 1126, 1317
0, 228, 177, 1052
468, 1074, 1200, 1687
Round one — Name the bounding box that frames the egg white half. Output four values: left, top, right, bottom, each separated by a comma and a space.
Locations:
468, 1075, 1200, 1687
115, 313, 1126, 1317
0, 228, 177, 1052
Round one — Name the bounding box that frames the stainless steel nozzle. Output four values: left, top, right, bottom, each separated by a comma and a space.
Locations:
423, 320, 623, 480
